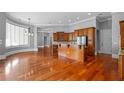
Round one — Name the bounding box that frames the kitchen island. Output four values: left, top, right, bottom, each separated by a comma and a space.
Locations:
53, 43, 85, 62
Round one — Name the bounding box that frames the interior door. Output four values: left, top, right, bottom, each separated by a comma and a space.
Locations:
100, 29, 112, 54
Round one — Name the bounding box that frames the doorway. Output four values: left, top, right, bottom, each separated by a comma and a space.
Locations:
98, 29, 112, 54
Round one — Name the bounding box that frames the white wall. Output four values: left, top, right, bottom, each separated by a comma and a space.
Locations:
0, 12, 6, 57
0, 13, 38, 60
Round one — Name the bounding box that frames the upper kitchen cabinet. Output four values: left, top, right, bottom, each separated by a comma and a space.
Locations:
83, 28, 88, 36
58, 32, 64, 41
68, 33, 73, 41
53, 33, 58, 41
64, 33, 69, 41
53, 32, 69, 41
73, 30, 79, 40
78, 29, 84, 36
120, 21, 124, 49
74, 30, 79, 37
87, 27, 95, 46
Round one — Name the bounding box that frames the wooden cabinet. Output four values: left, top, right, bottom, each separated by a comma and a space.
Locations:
73, 30, 79, 40
53, 33, 58, 41
74, 30, 79, 37
83, 28, 88, 36
118, 54, 124, 80
87, 27, 95, 56
53, 32, 70, 41
64, 33, 69, 41
52, 44, 58, 56
58, 32, 64, 41
72, 32, 75, 41
78, 29, 84, 36
83, 27, 95, 61
87, 28, 95, 46
120, 21, 124, 48
53, 27, 95, 62
69, 33, 73, 41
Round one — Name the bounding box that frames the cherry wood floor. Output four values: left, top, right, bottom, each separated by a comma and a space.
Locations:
0, 48, 118, 81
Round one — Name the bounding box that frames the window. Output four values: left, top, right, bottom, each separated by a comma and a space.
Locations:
6, 22, 29, 47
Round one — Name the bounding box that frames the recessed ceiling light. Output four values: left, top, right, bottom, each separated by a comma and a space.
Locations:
76, 17, 80, 20
88, 13, 91, 15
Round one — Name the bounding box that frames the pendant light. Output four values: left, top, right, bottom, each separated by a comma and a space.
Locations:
28, 18, 34, 36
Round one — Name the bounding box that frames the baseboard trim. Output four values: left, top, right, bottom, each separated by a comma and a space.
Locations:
0, 48, 38, 60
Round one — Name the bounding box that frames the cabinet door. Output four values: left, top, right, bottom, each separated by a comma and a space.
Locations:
58, 32, 64, 41
72, 32, 75, 41
74, 30, 79, 37
73, 30, 79, 40
69, 33, 73, 41
87, 28, 95, 45
78, 29, 84, 36
120, 22, 124, 48
53, 33, 57, 41
87, 28, 95, 55
83, 29, 88, 36
64, 33, 69, 41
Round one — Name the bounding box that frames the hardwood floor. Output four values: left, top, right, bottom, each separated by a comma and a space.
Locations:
0, 48, 118, 81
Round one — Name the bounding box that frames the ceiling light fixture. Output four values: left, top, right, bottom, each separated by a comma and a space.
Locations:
28, 18, 34, 36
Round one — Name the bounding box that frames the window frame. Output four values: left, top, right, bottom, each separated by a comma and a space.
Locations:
6, 20, 30, 48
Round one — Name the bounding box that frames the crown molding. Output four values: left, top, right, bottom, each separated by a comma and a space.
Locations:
69, 16, 96, 26
36, 24, 69, 27
97, 17, 112, 23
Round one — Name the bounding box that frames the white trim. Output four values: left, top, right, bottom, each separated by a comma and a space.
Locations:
112, 54, 119, 59
5, 48, 38, 57
69, 16, 96, 25
97, 17, 112, 23
36, 24, 69, 26
37, 31, 53, 33
0, 48, 38, 60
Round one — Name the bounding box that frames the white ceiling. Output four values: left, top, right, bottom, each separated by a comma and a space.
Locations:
6, 12, 112, 26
